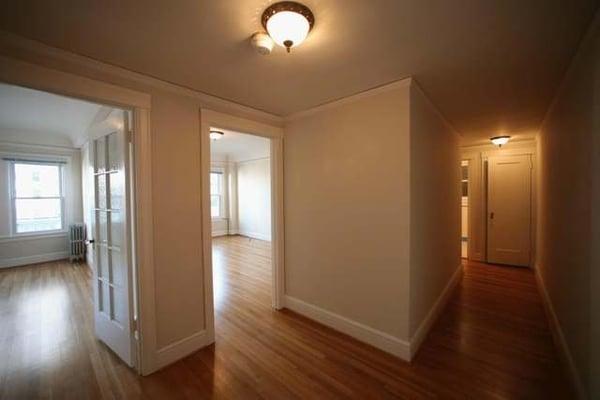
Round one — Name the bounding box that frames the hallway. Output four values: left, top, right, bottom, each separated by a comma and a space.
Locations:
0, 237, 573, 399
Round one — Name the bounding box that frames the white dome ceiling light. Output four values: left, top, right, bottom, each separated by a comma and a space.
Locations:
261, 2, 315, 53
210, 130, 225, 140
490, 135, 511, 147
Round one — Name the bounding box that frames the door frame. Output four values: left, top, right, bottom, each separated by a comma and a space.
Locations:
200, 109, 285, 332
0, 56, 157, 374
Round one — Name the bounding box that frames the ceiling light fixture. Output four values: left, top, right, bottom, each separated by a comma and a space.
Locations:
490, 135, 511, 147
262, 1, 315, 53
210, 130, 224, 140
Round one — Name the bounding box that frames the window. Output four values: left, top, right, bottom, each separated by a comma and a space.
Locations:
210, 171, 223, 218
11, 162, 64, 233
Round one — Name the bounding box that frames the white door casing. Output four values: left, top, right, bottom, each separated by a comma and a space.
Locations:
487, 154, 532, 267
90, 109, 136, 366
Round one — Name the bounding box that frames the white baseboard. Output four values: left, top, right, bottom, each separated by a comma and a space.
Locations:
154, 330, 214, 371
284, 295, 411, 361
535, 266, 586, 399
238, 230, 271, 242
0, 251, 68, 269
409, 264, 463, 358
211, 229, 229, 237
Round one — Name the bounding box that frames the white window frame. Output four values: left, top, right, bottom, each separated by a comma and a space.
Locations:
210, 170, 225, 219
9, 159, 66, 236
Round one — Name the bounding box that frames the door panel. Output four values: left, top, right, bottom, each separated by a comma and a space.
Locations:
90, 110, 135, 367
487, 154, 532, 266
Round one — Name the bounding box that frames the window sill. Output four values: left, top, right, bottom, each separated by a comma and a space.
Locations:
0, 231, 68, 243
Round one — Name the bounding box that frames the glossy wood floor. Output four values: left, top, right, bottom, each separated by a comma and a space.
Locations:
0, 236, 572, 399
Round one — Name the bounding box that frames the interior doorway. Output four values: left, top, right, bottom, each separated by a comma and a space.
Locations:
0, 82, 141, 380
208, 128, 273, 309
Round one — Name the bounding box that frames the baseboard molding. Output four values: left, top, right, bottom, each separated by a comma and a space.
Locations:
0, 251, 68, 269
155, 330, 213, 371
535, 266, 587, 399
211, 230, 229, 237
238, 230, 271, 242
284, 295, 411, 361
409, 264, 463, 358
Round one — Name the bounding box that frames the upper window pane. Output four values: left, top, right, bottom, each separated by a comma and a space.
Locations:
14, 163, 61, 197
210, 172, 222, 195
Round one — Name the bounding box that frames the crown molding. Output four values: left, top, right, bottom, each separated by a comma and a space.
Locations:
284, 77, 413, 122
409, 78, 461, 137
0, 30, 284, 126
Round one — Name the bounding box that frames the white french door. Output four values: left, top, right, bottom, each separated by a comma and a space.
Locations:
91, 109, 136, 367
487, 154, 532, 267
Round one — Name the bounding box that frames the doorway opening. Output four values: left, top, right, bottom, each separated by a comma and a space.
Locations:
209, 128, 273, 311
0, 82, 141, 387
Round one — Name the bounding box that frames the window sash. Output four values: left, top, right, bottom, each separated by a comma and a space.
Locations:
211, 194, 222, 218
10, 161, 66, 235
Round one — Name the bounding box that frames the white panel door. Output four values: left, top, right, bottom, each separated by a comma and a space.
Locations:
487, 154, 532, 267
91, 110, 135, 366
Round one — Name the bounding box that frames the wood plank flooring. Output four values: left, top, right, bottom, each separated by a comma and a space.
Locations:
0, 236, 573, 399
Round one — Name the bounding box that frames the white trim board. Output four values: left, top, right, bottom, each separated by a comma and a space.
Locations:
409, 264, 463, 358
285, 78, 412, 122
284, 295, 411, 361
154, 330, 212, 371
211, 230, 229, 237
534, 267, 587, 399
0, 251, 68, 269
284, 265, 464, 362
238, 231, 271, 242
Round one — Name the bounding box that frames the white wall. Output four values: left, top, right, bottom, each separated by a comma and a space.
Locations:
538, 10, 600, 398
284, 79, 461, 360
237, 158, 271, 241
408, 83, 462, 339
536, 11, 599, 399
284, 81, 412, 349
0, 140, 83, 268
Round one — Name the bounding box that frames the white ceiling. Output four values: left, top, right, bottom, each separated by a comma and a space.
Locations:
0, 1, 597, 143
210, 128, 270, 162
0, 83, 102, 147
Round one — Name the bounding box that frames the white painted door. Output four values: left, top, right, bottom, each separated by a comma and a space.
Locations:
487, 154, 532, 266
91, 109, 136, 366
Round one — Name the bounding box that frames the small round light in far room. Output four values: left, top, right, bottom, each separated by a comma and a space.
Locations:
262, 2, 315, 53
210, 130, 224, 140
490, 135, 511, 147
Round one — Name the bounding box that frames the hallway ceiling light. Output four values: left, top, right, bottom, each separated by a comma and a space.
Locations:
262, 1, 315, 53
490, 135, 510, 147
210, 130, 224, 140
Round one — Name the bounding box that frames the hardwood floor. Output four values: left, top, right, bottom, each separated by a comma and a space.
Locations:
0, 236, 572, 399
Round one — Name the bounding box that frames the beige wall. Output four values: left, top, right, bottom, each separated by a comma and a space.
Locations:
408, 83, 461, 336
284, 84, 412, 339
537, 12, 599, 398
